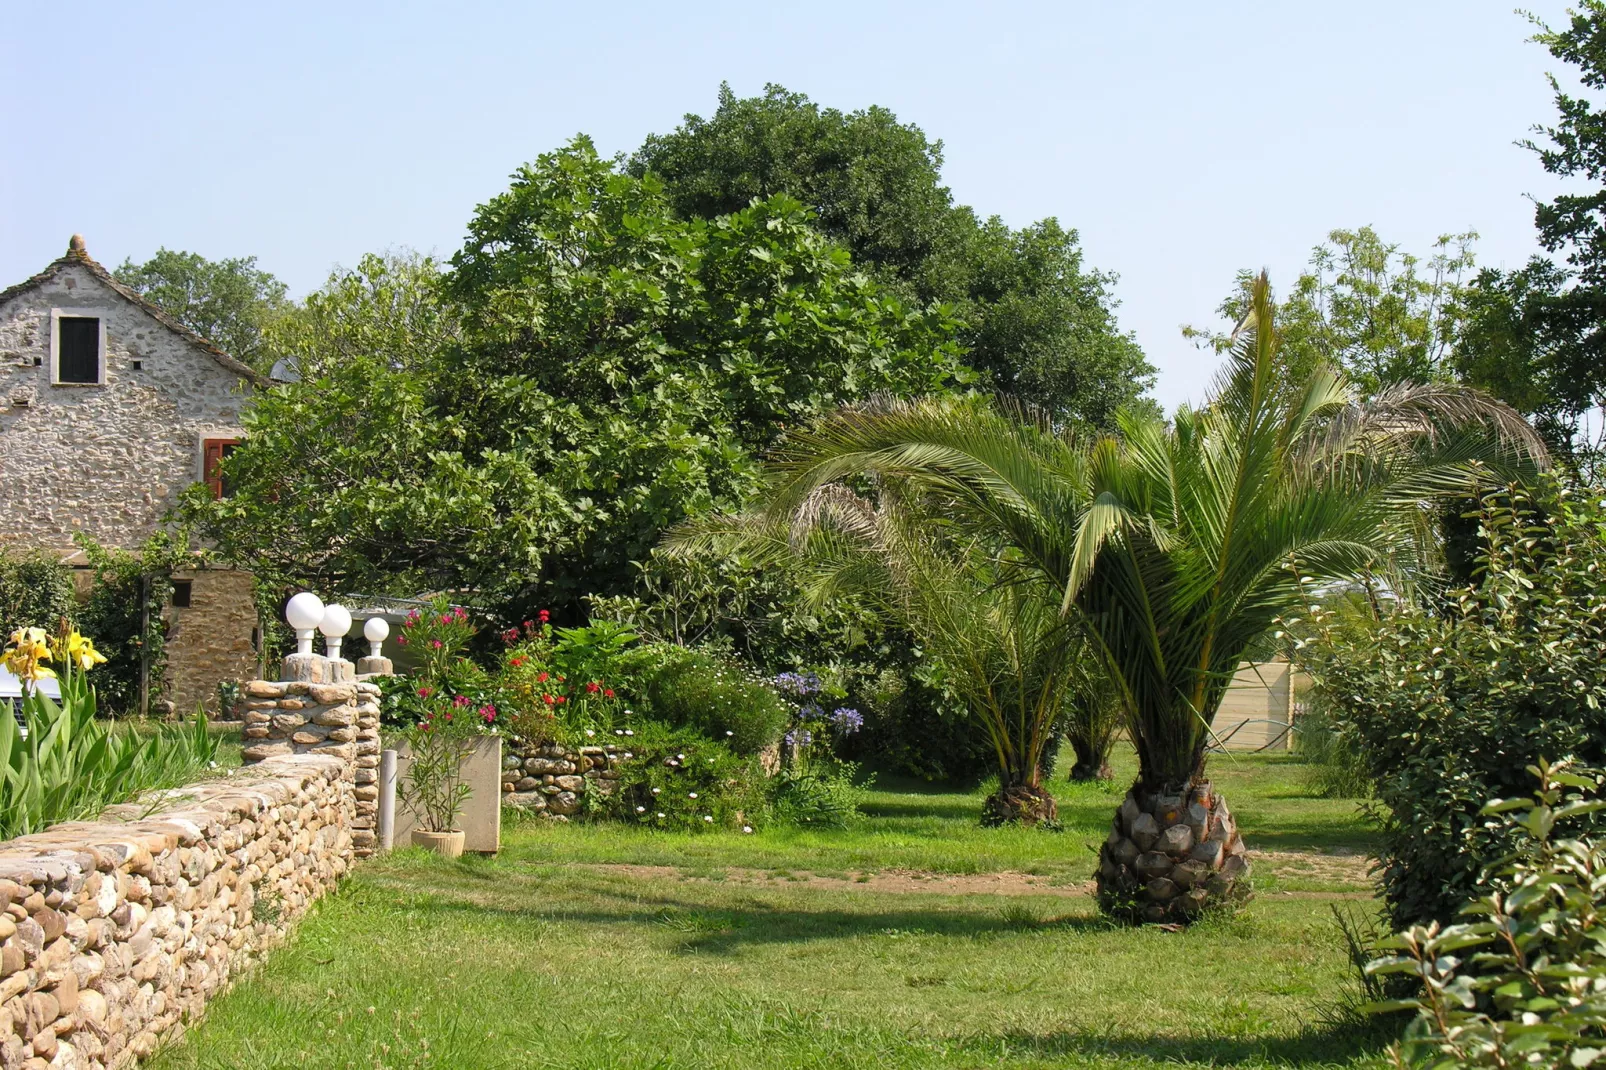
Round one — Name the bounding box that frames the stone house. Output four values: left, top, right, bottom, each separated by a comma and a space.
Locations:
0, 235, 266, 715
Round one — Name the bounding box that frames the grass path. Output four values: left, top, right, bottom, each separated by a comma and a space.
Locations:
149, 749, 1387, 1069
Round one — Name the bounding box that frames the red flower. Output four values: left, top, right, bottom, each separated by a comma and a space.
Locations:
416, 686, 433, 698
556, 695, 567, 705
536, 672, 548, 683
509, 656, 526, 668
543, 693, 555, 705
538, 609, 550, 623
502, 628, 520, 644
585, 681, 600, 694
604, 689, 615, 699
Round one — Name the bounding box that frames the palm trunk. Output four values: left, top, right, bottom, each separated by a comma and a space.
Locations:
981, 756, 1057, 827
1094, 772, 1251, 923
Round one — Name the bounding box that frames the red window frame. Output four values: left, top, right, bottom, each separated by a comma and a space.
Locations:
202, 438, 242, 499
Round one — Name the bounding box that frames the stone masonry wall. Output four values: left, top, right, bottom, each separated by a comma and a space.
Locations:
0, 260, 252, 552
0, 753, 353, 1069
164, 569, 260, 719
501, 740, 625, 818
239, 655, 381, 858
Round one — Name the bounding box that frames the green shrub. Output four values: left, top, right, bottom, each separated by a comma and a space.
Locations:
1296, 485, 1606, 926
0, 554, 74, 639
591, 723, 764, 831
614, 644, 787, 756
1368, 759, 1606, 1068
766, 762, 866, 828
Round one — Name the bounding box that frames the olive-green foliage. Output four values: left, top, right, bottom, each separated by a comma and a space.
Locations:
0, 554, 74, 639
72, 539, 176, 717
631, 83, 1155, 428
0, 669, 218, 840
612, 643, 788, 756
1369, 760, 1606, 1068
589, 546, 989, 783
590, 722, 763, 831
113, 248, 292, 375
1299, 485, 1606, 927
188, 140, 963, 615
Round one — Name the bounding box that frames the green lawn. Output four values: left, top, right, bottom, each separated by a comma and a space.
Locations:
149, 748, 1388, 1069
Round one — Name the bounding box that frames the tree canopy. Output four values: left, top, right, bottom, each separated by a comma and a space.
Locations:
631, 83, 1154, 427
186, 138, 965, 615
114, 248, 292, 373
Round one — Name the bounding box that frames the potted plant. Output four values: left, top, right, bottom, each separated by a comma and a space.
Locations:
399, 701, 477, 857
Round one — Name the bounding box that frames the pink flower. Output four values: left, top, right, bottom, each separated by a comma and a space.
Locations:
502, 627, 520, 644
454, 607, 468, 622
453, 694, 471, 708
430, 639, 443, 650
416, 686, 433, 698
440, 614, 453, 625
479, 704, 496, 723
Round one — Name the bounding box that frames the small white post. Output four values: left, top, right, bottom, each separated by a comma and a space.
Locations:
285, 592, 324, 657
379, 749, 398, 850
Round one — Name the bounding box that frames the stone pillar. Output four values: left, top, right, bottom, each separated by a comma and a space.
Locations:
356, 653, 393, 677
241, 652, 383, 857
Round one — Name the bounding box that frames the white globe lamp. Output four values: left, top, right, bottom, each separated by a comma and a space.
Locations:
285, 592, 325, 657
320, 603, 353, 659
363, 616, 389, 658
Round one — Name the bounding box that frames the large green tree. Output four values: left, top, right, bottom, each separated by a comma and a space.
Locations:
735, 275, 1543, 922
187, 138, 963, 615
114, 249, 292, 373
630, 84, 1154, 427
1444, 5, 1606, 476
1185, 226, 1476, 395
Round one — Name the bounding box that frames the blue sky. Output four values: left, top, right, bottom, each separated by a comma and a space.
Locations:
1, 1, 1576, 411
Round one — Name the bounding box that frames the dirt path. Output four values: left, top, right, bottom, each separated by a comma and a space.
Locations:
563, 848, 1376, 899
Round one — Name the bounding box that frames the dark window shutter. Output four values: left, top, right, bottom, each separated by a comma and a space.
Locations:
57, 317, 100, 383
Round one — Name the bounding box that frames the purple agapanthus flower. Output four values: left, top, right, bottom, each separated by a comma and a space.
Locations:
830, 707, 864, 734
773, 671, 822, 698
783, 728, 814, 748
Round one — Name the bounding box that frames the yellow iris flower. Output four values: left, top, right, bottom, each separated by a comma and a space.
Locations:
60, 630, 106, 672
2, 627, 56, 682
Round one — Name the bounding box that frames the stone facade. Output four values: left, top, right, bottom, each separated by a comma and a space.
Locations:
238, 654, 382, 858
501, 740, 625, 818
0, 238, 267, 717
0, 753, 353, 1068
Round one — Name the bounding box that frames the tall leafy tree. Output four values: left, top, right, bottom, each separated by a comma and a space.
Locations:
631, 84, 1154, 427
1185, 227, 1476, 395
1448, 4, 1606, 476
114, 249, 292, 372
737, 275, 1543, 921
187, 138, 963, 614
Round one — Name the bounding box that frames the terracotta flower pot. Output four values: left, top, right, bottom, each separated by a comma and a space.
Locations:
411, 829, 466, 858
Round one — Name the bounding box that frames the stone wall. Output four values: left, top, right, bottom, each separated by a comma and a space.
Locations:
165, 569, 260, 719
239, 655, 381, 858
0, 753, 353, 1069
501, 740, 625, 818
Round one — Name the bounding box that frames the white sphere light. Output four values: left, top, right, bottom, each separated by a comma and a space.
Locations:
320, 604, 352, 660
285, 592, 325, 657
285, 592, 325, 632
319, 604, 352, 637
363, 617, 389, 658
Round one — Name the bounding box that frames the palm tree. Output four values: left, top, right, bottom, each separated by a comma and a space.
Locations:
673, 483, 1089, 824
742, 274, 1545, 921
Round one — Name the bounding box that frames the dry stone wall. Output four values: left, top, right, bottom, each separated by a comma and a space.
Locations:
0, 754, 353, 1069
501, 741, 625, 818
239, 655, 381, 857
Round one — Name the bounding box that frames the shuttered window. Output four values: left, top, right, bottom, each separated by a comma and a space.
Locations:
56, 316, 101, 384
202, 438, 241, 498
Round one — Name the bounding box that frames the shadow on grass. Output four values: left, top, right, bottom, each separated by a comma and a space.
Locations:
367, 868, 1119, 953
963, 1021, 1391, 1068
